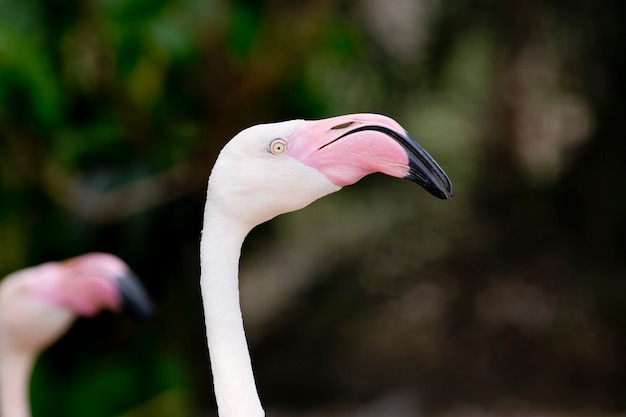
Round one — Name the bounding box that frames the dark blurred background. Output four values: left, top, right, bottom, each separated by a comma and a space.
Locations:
1, 0, 625, 416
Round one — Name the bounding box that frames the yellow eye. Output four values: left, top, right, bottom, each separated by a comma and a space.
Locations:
270, 139, 286, 155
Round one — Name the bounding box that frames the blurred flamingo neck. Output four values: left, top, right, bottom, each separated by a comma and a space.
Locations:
200, 208, 265, 417
0, 349, 34, 417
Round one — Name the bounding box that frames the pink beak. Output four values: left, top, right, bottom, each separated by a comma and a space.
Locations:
286, 113, 453, 199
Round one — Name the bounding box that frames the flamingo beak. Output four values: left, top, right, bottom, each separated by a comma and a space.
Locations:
334, 125, 453, 199
116, 272, 154, 319
288, 114, 453, 199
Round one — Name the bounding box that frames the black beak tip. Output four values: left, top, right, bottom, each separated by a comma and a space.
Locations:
403, 138, 453, 200
405, 167, 453, 200
432, 184, 454, 200
435, 179, 453, 200
117, 272, 154, 319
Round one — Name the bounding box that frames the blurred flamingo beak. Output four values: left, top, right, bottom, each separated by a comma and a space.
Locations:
116, 272, 154, 319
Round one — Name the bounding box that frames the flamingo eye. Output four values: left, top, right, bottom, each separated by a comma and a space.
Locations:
269, 139, 287, 155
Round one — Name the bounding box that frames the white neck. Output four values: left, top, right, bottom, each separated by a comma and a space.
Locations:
0, 349, 35, 417
200, 205, 264, 417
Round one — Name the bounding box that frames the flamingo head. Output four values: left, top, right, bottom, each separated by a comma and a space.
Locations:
0, 253, 152, 354
206, 113, 452, 228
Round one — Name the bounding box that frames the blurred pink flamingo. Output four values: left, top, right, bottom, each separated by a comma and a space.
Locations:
200, 113, 452, 416
0, 253, 152, 417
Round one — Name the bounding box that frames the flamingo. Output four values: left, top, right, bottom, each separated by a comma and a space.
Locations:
200, 113, 452, 417
0, 252, 153, 417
